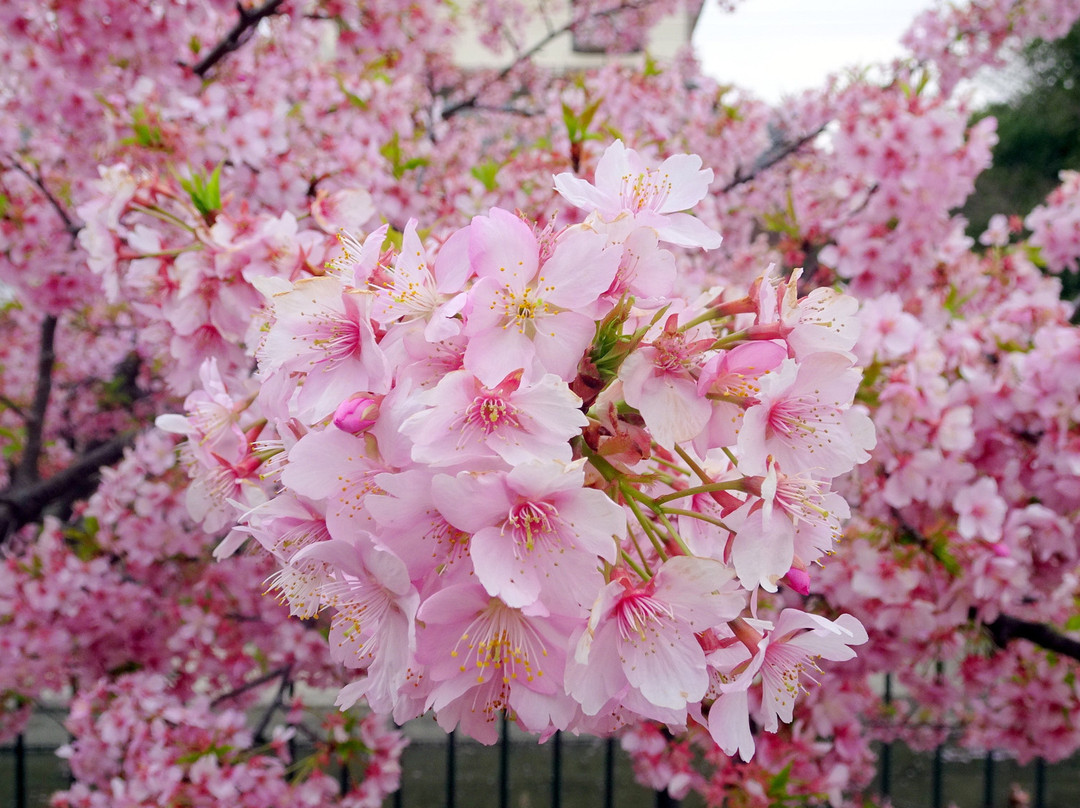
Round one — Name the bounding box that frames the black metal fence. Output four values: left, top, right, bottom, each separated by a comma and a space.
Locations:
4, 707, 1080, 808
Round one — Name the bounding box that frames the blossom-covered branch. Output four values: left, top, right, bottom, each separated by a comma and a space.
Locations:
0, 431, 135, 543
191, 0, 288, 77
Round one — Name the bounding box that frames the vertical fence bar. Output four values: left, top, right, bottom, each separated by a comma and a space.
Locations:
880, 673, 893, 800
604, 737, 615, 808
15, 733, 27, 808
551, 730, 562, 808
932, 661, 945, 808
655, 788, 679, 808
932, 743, 944, 808
982, 751, 995, 808
499, 716, 510, 808
1034, 757, 1046, 808
446, 730, 456, 808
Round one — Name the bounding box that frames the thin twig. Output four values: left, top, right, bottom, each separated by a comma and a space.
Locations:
5, 158, 83, 246
0, 394, 25, 420
192, 0, 287, 78
439, 0, 654, 120
251, 666, 294, 743
210, 665, 292, 709
721, 123, 829, 193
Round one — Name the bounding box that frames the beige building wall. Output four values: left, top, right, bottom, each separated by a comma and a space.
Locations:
449, 1, 702, 70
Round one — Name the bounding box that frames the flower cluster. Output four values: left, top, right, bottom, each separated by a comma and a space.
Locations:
51, 672, 406, 808
165, 141, 871, 752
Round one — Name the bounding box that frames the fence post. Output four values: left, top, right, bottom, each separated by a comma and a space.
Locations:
1034, 757, 1046, 808
446, 730, 456, 808
982, 751, 995, 808
604, 736, 615, 808
15, 733, 27, 808
880, 673, 893, 800
655, 788, 680, 808
551, 729, 562, 808
499, 716, 510, 808
932, 743, 945, 808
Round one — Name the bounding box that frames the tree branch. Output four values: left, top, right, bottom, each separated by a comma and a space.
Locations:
5, 157, 83, 247
890, 512, 1080, 664
252, 667, 294, 743
0, 430, 136, 544
14, 315, 58, 488
985, 613, 1080, 663
721, 123, 829, 193
439, 0, 654, 120
192, 0, 287, 78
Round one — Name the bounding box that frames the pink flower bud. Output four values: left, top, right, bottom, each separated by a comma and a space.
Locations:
333, 395, 379, 434
784, 567, 811, 596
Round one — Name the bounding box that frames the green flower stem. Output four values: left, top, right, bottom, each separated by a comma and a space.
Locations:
130, 203, 197, 233
652, 479, 745, 505
679, 307, 730, 331
622, 486, 668, 562
133, 244, 203, 258
708, 329, 751, 350
652, 455, 691, 477
620, 546, 650, 580
674, 443, 712, 483
721, 446, 740, 468
662, 507, 731, 532
579, 440, 619, 482
651, 508, 692, 556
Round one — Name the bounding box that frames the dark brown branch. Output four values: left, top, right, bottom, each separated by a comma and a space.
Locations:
0, 430, 135, 544
192, 0, 287, 78
252, 668, 294, 743
891, 512, 1080, 664
721, 123, 829, 193
14, 315, 58, 488
5, 157, 83, 247
210, 665, 292, 710
985, 613, 1080, 663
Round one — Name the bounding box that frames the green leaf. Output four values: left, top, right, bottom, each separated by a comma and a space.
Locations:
380, 133, 425, 180
643, 51, 661, 77
931, 536, 963, 577
766, 763, 793, 798
562, 98, 603, 144
1065, 614, 1080, 632
178, 163, 224, 218
470, 159, 501, 191
335, 76, 368, 110
126, 104, 165, 148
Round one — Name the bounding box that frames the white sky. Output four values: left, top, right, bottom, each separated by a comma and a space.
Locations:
692, 0, 937, 102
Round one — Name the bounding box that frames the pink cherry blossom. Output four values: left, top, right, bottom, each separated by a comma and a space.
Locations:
554, 140, 722, 249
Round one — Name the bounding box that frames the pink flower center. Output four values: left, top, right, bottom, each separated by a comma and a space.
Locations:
621, 169, 672, 213
464, 393, 521, 435
615, 591, 673, 642
506, 500, 559, 552
766, 396, 819, 440
313, 315, 362, 367
652, 330, 694, 372
453, 599, 549, 684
